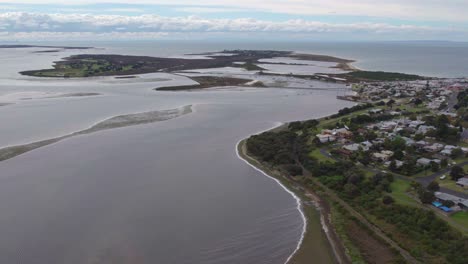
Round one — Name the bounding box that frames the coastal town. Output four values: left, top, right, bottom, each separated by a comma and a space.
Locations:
245, 76, 468, 264
321, 78, 468, 211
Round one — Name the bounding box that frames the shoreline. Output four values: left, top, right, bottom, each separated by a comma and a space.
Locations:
236, 125, 347, 264
0, 105, 192, 162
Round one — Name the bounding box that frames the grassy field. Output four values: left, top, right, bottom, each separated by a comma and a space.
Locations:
451, 211, 468, 228
390, 179, 420, 207
437, 178, 468, 194
309, 148, 335, 163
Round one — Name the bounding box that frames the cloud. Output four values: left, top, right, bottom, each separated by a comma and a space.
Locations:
174, 7, 248, 13
0, 11, 465, 41
0, 12, 462, 34
2, 1, 468, 22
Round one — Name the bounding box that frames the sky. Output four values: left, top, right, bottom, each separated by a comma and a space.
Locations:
0, 1, 468, 41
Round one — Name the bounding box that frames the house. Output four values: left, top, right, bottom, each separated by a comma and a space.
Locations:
369, 108, 383, 114
361, 141, 373, 150
417, 158, 440, 166
343, 143, 360, 152
417, 125, 436, 134
461, 129, 468, 143
435, 192, 468, 210
456, 177, 468, 188
424, 143, 445, 153
316, 134, 336, 143
415, 140, 429, 148
335, 128, 353, 139
317, 128, 352, 143
440, 145, 455, 156
385, 159, 403, 168
401, 137, 415, 146
408, 120, 425, 128
372, 150, 394, 162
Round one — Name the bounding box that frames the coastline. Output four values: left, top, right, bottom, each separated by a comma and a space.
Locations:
236, 126, 348, 264
0, 105, 192, 162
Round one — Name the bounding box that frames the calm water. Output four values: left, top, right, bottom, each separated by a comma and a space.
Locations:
0, 41, 464, 263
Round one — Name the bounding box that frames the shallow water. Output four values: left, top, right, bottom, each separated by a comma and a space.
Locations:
0, 46, 352, 263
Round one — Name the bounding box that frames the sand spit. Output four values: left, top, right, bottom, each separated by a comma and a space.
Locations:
0, 105, 192, 162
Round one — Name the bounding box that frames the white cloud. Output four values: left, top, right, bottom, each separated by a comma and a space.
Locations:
0, 31, 169, 40
0, 11, 466, 41
2, 1, 468, 22
0, 12, 462, 34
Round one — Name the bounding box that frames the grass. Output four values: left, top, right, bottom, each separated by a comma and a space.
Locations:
437, 178, 468, 194
309, 148, 335, 163
390, 179, 420, 207
330, 203, 366, 264
451, 212, 468, 228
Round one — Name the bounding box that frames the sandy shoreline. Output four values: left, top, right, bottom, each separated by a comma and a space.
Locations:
0, 105, 192, 162
237, 133, 348, 264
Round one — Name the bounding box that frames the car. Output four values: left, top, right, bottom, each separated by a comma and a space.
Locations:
440, 175, 446, 180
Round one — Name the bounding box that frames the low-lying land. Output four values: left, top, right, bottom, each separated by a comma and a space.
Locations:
156, 76, 254, 91
333, 71, 426, 82
0, 44, 91, 50
19, 49, 357, 79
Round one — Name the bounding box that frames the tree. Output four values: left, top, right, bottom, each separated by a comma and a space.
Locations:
441, 158, 448, 168
412, 98, 423, 106
383, 195, 394, 205
450, 165, 464, 181
430, 161, 440, 172
283, 164, 302, 176
389, 160, 398, 171
442, 200, 455, 207
393, 150, 404, 160
427, 181, 440, 192
387, 99, 396, 109
414, 133, 424, 141
418, 189, 435, 204
451, 148, 464, 159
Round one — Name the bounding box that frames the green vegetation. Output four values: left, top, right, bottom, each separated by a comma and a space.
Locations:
452, 212, 468, 227
309, 148, 335, 163
390, 179, 419, 207
156, 76, 251, 91
341, 71, 425, 81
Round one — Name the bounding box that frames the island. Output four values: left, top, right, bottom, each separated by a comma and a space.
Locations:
20, 50, 353, 77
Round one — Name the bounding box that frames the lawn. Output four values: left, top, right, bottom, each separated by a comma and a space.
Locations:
437, 178, 468, 194
450, 211, 468, 229
390, 179, 420, 207
309, 148, 335, 163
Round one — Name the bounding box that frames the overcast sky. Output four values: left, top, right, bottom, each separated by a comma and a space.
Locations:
1, 1, 468, 41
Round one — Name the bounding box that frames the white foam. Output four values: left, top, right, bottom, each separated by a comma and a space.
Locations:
235, 122, 307, 264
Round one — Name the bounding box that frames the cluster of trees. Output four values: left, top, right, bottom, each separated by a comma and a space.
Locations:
329, 103, 374, 119
455, 89, 468, 109
371, 204, 468, 263
346, 71, 423, 81
288, 119, 319, 131
424, 114, 460, 143
246, 131, 302, 176
450, 165, 465, 181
